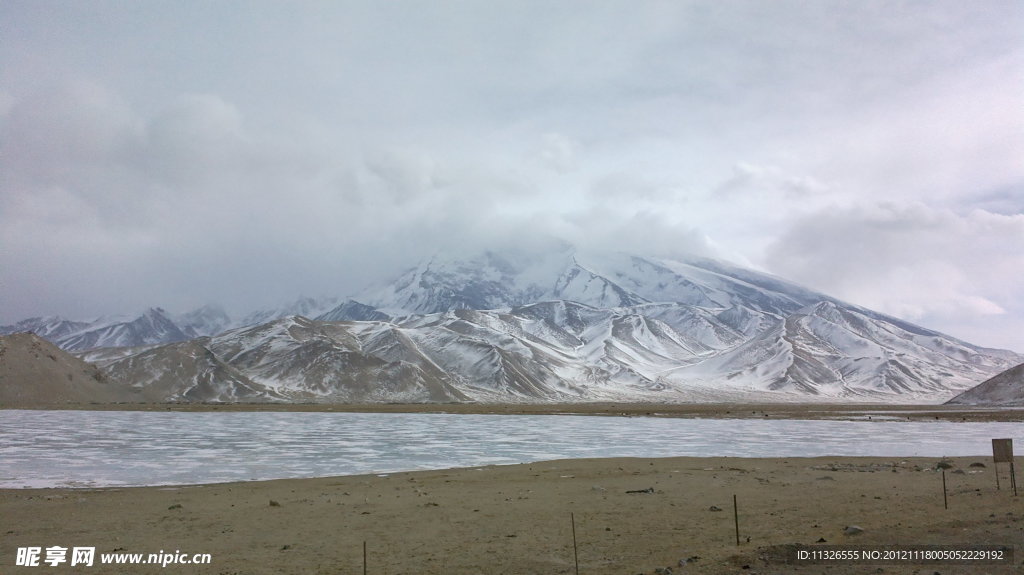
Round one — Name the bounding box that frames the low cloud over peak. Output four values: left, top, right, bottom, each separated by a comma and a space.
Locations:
1, 1, 1022, 351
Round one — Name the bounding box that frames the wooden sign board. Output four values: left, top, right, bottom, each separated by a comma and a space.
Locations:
992, 438, 1014, 463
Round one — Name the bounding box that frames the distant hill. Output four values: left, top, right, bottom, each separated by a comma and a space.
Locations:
945, 362, 1024, 407
1, 308, 204, 352
0, 333, 139, 407
0, 299, 338, 352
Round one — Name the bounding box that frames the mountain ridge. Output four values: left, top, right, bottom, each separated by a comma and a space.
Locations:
0, 297, 340, 352
4, 248, 1021, 404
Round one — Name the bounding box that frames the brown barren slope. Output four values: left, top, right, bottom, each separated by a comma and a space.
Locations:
947, 363, 1024, 407
0, 333, 138, 407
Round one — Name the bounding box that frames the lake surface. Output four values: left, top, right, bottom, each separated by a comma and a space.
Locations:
1, 410, 1020, 488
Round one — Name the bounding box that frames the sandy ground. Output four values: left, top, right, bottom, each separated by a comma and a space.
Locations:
3, 455, 1022, 575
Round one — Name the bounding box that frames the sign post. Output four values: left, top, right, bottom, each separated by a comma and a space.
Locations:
992, 438, 1017, 496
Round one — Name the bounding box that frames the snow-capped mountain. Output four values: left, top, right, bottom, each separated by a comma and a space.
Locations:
239, 296, 340, 327
0, 316, 96, 346
1, 297, 341, 352
175, 305, 233, 339
352, 248, 881, 319
80, 248, 1022, 404
317, 300, 392, 322
0, 308, 192, 351
352, 250, 555, 316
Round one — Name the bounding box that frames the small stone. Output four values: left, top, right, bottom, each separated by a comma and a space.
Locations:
969, 462, 986, 468
709, 505, 723, 512
952, 469, 966, 475
269, 500, 280, 507
843, 525, 864, 535
167, 503, 182, 510
817, 538, 827, 543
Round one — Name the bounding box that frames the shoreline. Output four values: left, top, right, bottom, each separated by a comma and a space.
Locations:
0, 453, 1008, 491
4, 401, 1023, 421
3, 455, 1021, 574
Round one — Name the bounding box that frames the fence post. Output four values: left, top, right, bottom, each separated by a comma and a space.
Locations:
733, 494, 740, 546
571, 512, 580, 575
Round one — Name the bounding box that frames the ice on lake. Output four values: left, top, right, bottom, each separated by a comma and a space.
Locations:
0, 410, 1020, 488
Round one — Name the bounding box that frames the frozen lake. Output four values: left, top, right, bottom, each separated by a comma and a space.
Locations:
1, 410, 1020, 488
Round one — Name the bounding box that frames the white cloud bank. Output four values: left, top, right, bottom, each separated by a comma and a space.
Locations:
1, 1, 1022, 351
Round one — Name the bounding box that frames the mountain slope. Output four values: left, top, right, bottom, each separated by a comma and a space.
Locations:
0, 333, 137, 406
99, 316, 473, 402
317, 300, 392, 322
945, 363, 1024, 406
97, 339, 281, 403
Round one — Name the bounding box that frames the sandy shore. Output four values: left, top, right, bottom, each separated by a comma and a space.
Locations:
3, 455, 1021, 574
7, 401, 1024, 422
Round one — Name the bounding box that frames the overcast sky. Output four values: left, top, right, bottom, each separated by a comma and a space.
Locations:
2, 1, 1022, 351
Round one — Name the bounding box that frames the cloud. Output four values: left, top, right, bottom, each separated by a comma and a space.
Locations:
538, 133, 578, 173
0, 82, 587, 317
587, 172, 673, 202
764, 202, 1024, 349
0, 90, 13, 116
713, 163, 829, 200
803, 48, 1024, 203
138, 94, 249, 185
1, 2, 1021, 351
561, 202, 715, 261
0, 81, 136, 190
967, 184, 1024, 216
0, 85, 346, 315
361, 147, 442, 203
